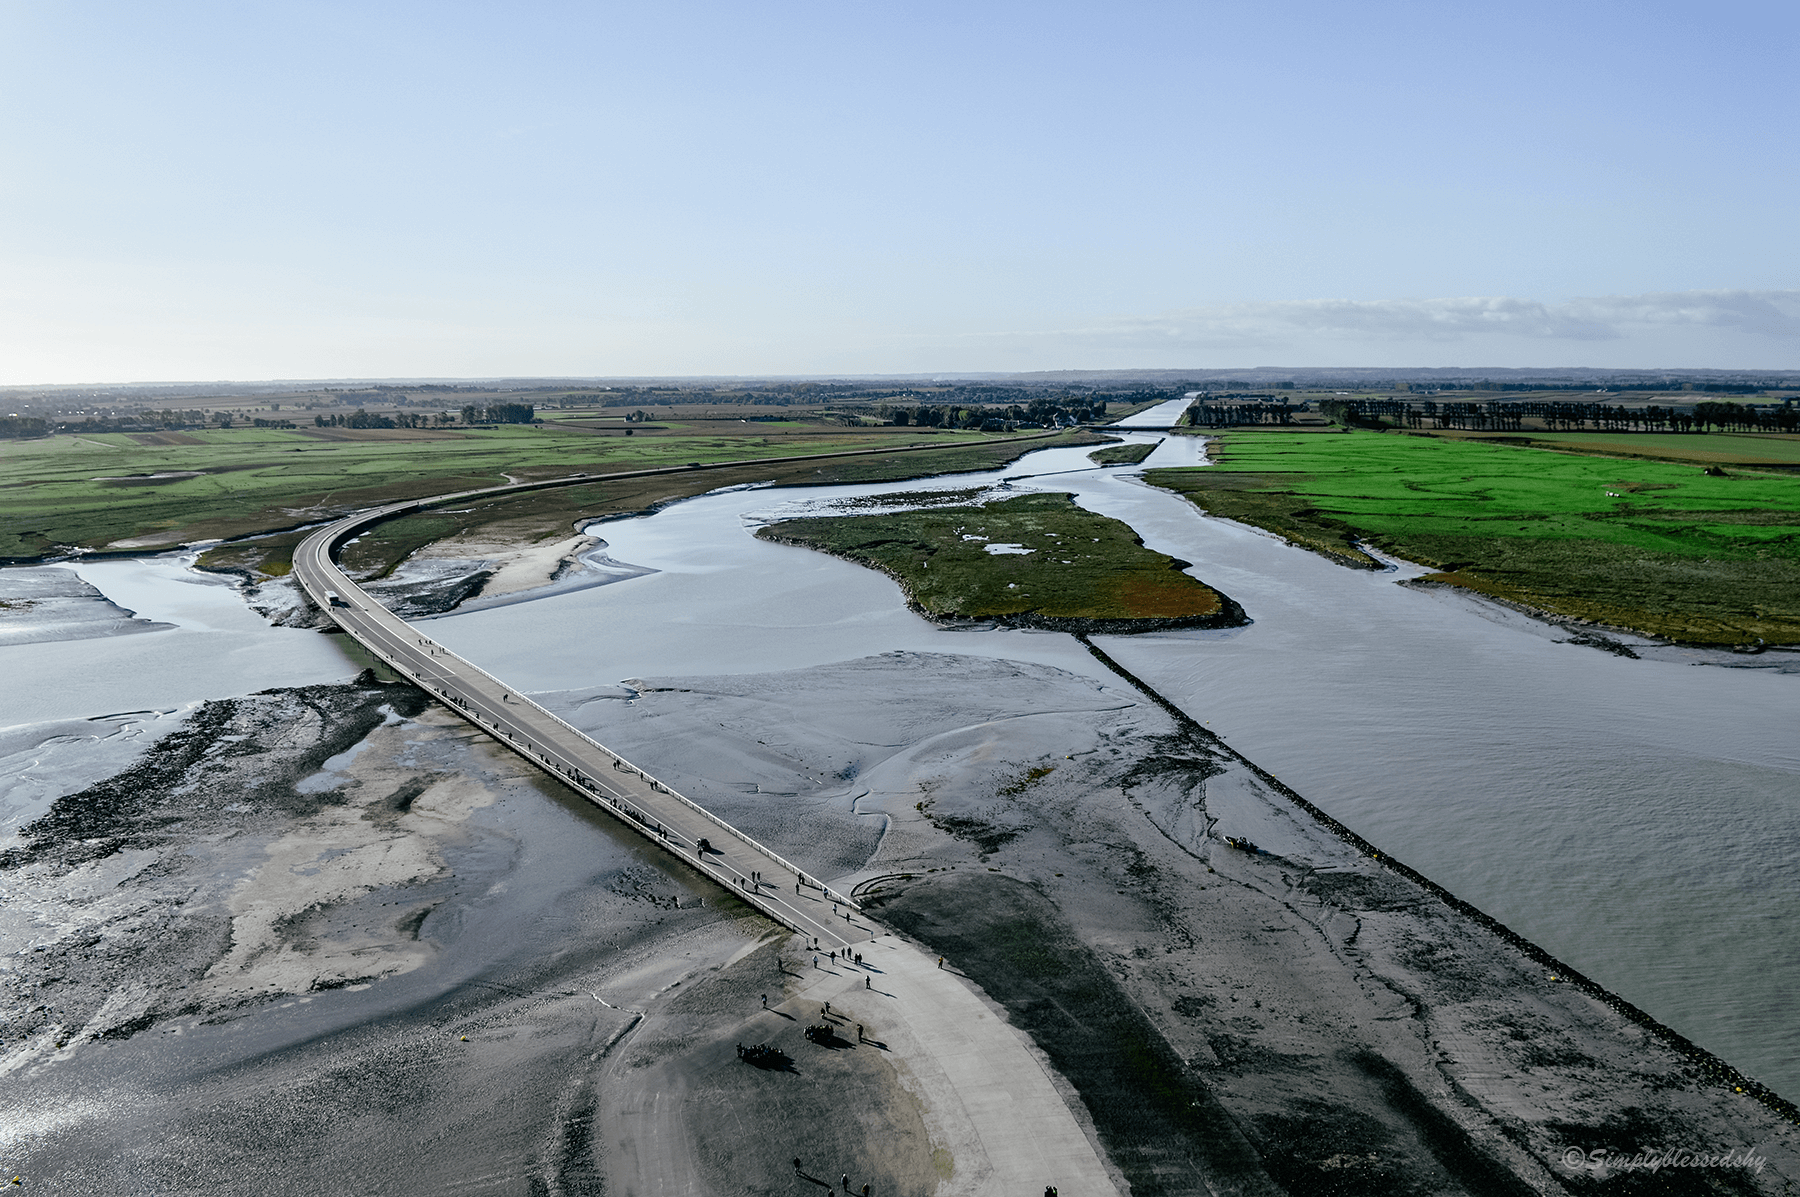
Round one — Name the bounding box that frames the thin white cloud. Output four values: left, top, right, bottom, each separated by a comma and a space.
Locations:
984, 290, 1800, 350
1131, 296, 1619, 343
1559, 291, 1800, 338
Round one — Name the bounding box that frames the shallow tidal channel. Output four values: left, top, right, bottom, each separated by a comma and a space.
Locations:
419, 432, 1800, 1099
3, 421, 1796, 1105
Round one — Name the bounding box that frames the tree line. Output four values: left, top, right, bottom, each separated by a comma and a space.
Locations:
0, 416, 49, 438
1186, 402, 1299, 427
315, 410, 443, 429
459, 403, 536, 425
1319, 398, 1798, 434
886, 397, 1109, 430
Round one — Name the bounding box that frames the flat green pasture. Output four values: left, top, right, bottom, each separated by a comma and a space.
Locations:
1430, 430, 1800, 466
1146, 430, 1800, 644
757, 492, 1237, 631
0, 424, 992, 560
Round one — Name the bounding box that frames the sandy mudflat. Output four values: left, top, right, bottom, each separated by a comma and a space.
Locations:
554, 650, 1800, 1195
0, 675, 771, 1193
4, 650, 1796, 1194
2, 668, 985, 1196
0, 565, 176, 646
411, 525, 600, 599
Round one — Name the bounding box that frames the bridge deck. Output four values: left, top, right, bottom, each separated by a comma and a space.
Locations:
294, 502, 867, 952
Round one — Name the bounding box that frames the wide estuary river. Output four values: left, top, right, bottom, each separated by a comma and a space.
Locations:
7, 409, 1798, 1097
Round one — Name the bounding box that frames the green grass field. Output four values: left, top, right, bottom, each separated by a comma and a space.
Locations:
1088, 442, 1157, 466
0, 423, 1011, 562
1146, 430, 1800, 645
1426, 430, 1800, 466
757, 491, 1238, 631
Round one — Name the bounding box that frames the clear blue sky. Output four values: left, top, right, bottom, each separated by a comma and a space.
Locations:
2, 0, 1795, 381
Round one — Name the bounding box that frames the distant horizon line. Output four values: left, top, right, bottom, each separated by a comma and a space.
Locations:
7, 364, 1800, 392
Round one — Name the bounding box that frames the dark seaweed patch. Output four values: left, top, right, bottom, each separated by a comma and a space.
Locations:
0, 671, 428, 870
1252, 1100, 1419, 1197
1301, 870, 1421, 912
866, 872, 1277, 1196
1349, 1051, 1537, 1197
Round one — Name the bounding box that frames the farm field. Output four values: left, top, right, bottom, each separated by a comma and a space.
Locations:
757, 490, 1240, 631
0, 421, 1042, 564
1146, 429, 1800, 645
1425, 429, 1800, 466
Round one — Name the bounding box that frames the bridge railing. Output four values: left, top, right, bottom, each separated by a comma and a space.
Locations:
297, 506, 863, 914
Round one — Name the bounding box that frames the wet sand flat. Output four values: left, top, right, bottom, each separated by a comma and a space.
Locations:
5, 648, 1797, 1194
563, 650, 1800, 1195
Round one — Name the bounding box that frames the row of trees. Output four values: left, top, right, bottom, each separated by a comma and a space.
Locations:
0, 416, 49, 438
1, 411, 226, 436
1319, 398, 1798, 434
1186, 402, 1300, 427
885, 396, 1108, 430
315, 410, 442, 429
889, 406, 979, 428
7, 401, 543, 438
459, 403, 535, 425
1691, 401, 1800, 432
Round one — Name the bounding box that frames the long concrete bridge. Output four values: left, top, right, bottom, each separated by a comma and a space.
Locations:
289, 434, 1082, 950
293, 493, 872, 952
289, 446, 1126, 1195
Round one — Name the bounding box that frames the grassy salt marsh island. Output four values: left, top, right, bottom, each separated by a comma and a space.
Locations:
194, 430, 1106, 588
1086, 441, 1158, 466
1148, 429, 1800, 645
757, 490, 1244, 632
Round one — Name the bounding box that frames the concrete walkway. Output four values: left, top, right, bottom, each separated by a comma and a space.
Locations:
787, 934, 1121, 1197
